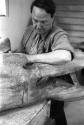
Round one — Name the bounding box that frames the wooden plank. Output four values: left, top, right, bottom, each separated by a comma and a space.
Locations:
0, 101, 50, 125
69, 37, 84, 44
56, 5, 84, 11
59, 24, 84, 32
56, 17, 84, 25
70, 36, 84, 41
68, 31, 84, 38
56, 11, 84, 18
54, 0, 84, 5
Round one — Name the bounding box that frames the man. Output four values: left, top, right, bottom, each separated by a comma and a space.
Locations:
15, 0, 74, 124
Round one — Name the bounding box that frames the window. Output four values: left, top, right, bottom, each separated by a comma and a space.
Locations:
0, 0, 7, 16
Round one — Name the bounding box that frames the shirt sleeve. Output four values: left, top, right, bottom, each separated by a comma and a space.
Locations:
51, 34, 75, 58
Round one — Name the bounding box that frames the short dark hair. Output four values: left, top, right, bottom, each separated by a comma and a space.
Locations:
30, 0, 56, 17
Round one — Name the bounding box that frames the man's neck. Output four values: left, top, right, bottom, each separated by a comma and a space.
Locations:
39, 29, 52, 40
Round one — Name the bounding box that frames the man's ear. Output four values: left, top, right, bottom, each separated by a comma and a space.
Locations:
52, 14, 56, 26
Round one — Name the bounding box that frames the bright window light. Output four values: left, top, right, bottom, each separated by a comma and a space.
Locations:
0, 0, 6, 16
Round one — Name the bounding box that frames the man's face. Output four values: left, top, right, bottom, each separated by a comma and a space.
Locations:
32, 6, 54, 35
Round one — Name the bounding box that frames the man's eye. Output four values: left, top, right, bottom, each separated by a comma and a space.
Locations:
33, 19, 38, 23
41, 21, 44, 23
42, 21, 48, 25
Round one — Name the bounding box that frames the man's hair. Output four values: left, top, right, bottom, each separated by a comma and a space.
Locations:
30, 0, 56, 17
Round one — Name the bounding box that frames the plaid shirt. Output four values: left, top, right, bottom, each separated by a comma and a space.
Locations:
18, 25, 74, 56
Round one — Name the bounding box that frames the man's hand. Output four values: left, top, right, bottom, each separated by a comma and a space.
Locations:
3, 53, 28, 66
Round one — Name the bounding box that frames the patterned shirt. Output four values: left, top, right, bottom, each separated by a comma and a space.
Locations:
17, 25, 75, 86
18, 25, 74, 56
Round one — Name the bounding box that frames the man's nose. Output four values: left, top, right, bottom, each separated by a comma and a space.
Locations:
36, 22, 42, 29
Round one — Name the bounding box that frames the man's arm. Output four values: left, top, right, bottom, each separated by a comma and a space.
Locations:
26, 49, 72, 65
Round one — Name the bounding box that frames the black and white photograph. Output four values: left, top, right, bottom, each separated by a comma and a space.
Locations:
0, 0, 84, 125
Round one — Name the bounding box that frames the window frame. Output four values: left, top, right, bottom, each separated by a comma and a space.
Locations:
0, 0, 9, 17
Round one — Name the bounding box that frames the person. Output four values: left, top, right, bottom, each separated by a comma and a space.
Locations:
14, 0, 75, 124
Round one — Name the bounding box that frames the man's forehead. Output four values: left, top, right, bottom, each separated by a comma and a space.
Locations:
32, 6, 50, 19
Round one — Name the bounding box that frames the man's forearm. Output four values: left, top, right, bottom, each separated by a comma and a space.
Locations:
26, 50, 72, 64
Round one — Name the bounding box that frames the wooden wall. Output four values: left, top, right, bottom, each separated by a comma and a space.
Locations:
54, 0, 84, 48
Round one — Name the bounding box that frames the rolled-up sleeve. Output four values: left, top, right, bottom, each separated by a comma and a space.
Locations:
51, 34, 75, 58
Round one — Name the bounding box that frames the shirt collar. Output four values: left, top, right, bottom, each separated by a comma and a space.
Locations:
34, 27, 52, 41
